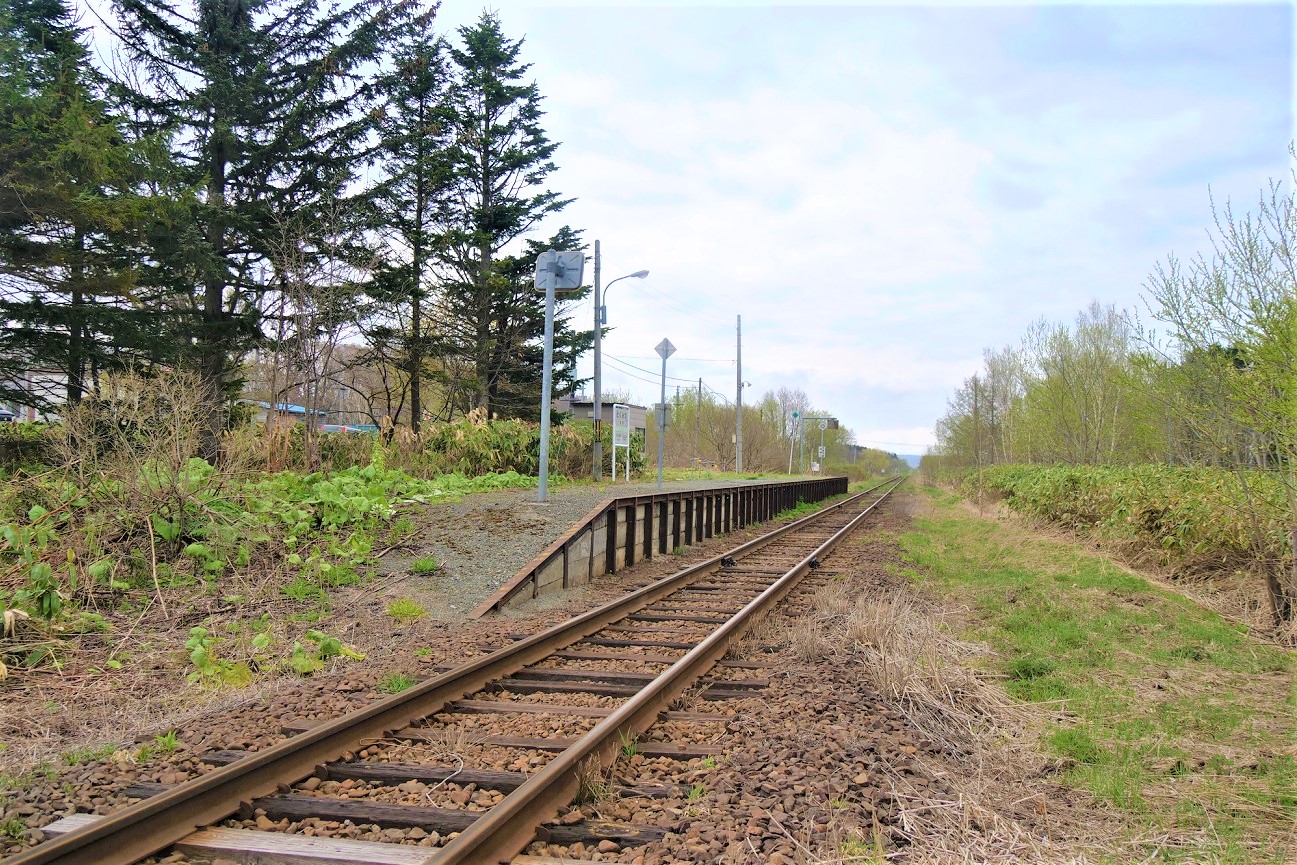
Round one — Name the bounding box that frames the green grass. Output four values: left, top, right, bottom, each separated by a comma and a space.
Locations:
900, 485, 1296, 862
60, 743, 118, 766
0, 817, 26, 841
153, 730, 179, 754
774, 492, 849, 522
659, 468, 783, 483
410, 556, 439, 574
386, 598, 427, 622
379, 672, 417, 693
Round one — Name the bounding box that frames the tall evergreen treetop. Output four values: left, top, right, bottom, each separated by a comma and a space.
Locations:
440, 11, 572, 414
112, 0, 410, 458
370, 9, 454, 432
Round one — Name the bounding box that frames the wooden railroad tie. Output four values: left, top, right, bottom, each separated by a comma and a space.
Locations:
49, 813, 681, 864
280, 723, 726, 758
198, 750, 696, 798
59, 789, 669, 851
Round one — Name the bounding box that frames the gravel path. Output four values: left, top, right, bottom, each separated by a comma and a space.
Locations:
380, 478, 788, 619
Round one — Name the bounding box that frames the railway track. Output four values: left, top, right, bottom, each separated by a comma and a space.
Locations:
11, 476, 904, 865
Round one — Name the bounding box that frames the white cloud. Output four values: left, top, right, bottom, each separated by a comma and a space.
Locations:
489, 5, 1291, 450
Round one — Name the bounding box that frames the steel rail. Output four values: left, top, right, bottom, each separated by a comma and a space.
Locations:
426, 475, 905, 865
5, 479, 897, 865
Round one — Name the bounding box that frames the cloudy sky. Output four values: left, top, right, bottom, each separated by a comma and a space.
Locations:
421, 0, 1293, 454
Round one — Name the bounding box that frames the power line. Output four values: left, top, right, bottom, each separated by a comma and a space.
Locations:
604, 353, 699, 385
702, 382, 732, 405
598, 362, 661, 388
615, 355, 734, 364
636, 283, 730, 328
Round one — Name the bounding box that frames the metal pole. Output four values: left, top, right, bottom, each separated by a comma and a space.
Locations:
735, 314, 743, 473
696, 377, 701, 461
799, 422, 805, 474
591, 240, 602, 481
538, 266, 557, 502
788, 416, 796, 474
657, 355, 668, 489
820, 425, 826, 475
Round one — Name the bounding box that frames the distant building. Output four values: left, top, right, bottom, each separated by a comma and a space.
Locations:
554, 398, 648, 440
1, 368, 67, 422
246, 401, 332, 427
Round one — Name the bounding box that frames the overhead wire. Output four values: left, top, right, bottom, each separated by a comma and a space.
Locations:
604, 353, 700, 385
634, 283, 731, 328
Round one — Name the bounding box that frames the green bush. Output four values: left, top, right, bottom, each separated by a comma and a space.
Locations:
970, 464, 1287, 572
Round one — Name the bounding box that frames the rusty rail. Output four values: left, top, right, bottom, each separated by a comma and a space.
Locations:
430, 476, 906, 864
470, 475, 849, 618
5, 478, 890, 865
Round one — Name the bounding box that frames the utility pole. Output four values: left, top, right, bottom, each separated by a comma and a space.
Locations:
973, 374, 983, 511
735, 314, 743, 473
590, 248, 648, 482
787, 411, 799, 473
696, 377, 702, 460
591, 241, 603, 480
535, 250, 583, 501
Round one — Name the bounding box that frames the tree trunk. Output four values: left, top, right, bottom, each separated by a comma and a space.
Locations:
198, 131, 229, 465
475, 240, 492, 414
67, 285, 84, 405
409, 138, 425, 434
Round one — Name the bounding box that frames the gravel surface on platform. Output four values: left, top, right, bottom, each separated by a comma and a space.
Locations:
379, 477, 786, 619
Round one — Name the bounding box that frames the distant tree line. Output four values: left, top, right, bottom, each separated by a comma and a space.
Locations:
928, 166, 1297, 626
0, 0, 590, 459
644, 382, 904, 477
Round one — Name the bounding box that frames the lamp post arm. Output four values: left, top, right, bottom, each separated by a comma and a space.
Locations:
599, 274, 636, 320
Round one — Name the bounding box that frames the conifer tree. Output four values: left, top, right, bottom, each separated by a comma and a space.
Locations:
0, 0, 163, 409
370, 8, 454, 433
112, 0, 406, 458
439, 11, 571, 417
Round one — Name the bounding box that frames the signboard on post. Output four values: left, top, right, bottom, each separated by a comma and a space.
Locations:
534, 250, 585, 292
611, 403, 630, 482
612, 404, 630, 447
654, 338, 676, 489
535, 249, 586, 503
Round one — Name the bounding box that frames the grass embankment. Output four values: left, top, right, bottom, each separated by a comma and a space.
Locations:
901, 487, 1295, 863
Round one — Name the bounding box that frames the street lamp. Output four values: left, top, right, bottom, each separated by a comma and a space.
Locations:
592, 239, 648, 481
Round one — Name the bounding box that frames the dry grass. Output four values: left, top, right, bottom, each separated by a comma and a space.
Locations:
409, 724, 487, 755
728, 616, 783, 659
574, 755, 616, 806
792, 582, 1126, 864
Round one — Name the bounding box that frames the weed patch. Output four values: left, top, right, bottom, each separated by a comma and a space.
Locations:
386, 598, 427, 622
409, 556, 438, 575
379, 672, 417, 693
901, 486, 1297, 861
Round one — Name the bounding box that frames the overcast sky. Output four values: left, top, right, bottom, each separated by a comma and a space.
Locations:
423, 0, 1292, 454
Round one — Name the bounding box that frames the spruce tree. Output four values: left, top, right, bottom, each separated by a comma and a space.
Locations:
0, 0, 164, 409
370, 9, 454, 433
112, 0, 405, 459
439, 11, 571, 417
